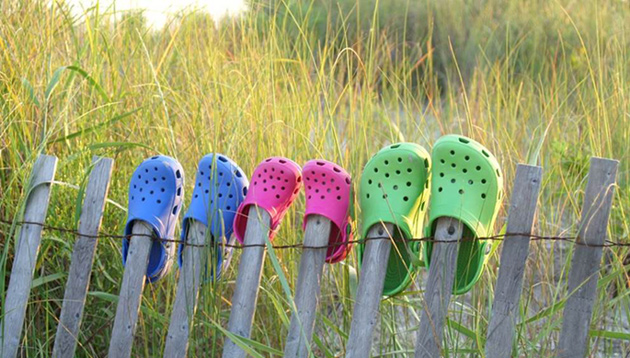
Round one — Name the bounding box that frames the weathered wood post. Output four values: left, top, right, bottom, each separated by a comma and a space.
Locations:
486, 164, 542, 358
163, 221, 206, 358
414, 217, 463, 358
558, 157, 618, 358
0, 155, 58, 358
53, 156, 114, 358
345, 222, 394, 358
222, 208, 270, 358
107, 222, 154, 357
283, 214, 331, 358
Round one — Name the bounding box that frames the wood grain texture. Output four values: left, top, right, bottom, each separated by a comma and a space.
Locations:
52, 156, 114, 358
284, 215, 331, 358
485, 164, 542, 358
222, 207, 271, 358
345, 222, 394, 358
0, 155, 58, 358
414, 217, 463, 358
108, 222, 153, 358
163, 220, 207, 358
558, 157, 618, 358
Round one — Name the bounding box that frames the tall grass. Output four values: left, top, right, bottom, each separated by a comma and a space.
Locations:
1, 0, 629, 356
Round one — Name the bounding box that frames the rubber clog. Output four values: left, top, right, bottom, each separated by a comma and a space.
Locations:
423, 135, 504, 295
123, 155, 184, 283
357, 143, 431, 296
178, 154, 249, 280
233, 157, 302, 243
302, 160, 353, 263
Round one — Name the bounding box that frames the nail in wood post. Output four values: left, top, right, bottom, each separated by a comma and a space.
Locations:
222, 207, 271, 358
163, 221, 207, 358
486, 164, 542, 358
284, 214, 331, 358
558, 157, 618, 358
108, 222, 154, 358
52, 157, 114, 358
346, 222, 394, 358
0, 155, 57, 358
414, 217, 463, 358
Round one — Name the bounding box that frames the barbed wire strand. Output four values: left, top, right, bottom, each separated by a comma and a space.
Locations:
1, 218, 629, 249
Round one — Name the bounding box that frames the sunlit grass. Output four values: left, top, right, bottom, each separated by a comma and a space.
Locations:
1, 0, 629, 356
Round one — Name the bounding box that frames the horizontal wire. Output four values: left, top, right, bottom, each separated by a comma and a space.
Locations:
1, 218, 629, 249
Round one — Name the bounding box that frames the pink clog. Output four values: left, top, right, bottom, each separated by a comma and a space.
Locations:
303, 160, 353, 263
233, 157, 302, 243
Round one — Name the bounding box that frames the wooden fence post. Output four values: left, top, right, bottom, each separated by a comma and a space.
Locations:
283, 214, 331, 358
414, 217, 464, 358
52, 156, 114, 358
107, 222, 154, 358
345, 222, 394, 358
222, 207, 270, 358
0, 155, 58, 358
557, 157, 618, 358
485, 164, 542, 358
163, 221, 207, 358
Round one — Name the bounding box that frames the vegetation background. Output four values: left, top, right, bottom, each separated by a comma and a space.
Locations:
1, 0, 629, 356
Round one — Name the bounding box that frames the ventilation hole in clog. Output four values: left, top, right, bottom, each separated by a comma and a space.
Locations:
459, 137, 470, 144
138, 174, 141, 179
276, 195, 281, 199
496, 169, 501, 177
177, 187, 181, 196
382, 194, 388, 199
150, 190, 154, 195
263, 179, 267, 184
368, 179, 373, 185
270, 175, 274, 180
279, 159, 287, 164
398, 157, 402, 163
320, 195, 325, 199
327, 188, 331, 193
265, 158, 272, 162
235, 170, 242, 178
468, 180, 474, 185
243, 187, 248, 196
131, 196, 135, 200
333, 167, 341, 173
264, 188, 268, 192
406, 181, 411, 187
161, 188, 165, 192
172, 205, 179, 215
176, 170, 181, 179
322, 181, 327, 185
271, 168, 276, 172
198, 182, 202, 187
282, 186, 286, 190
153, 177, 158, 182
151, 156, 158, 159
385, 173, 390, 178
145, 169, 149, 173
229, 194, 234, 198
264, 169, 268, 173
374, 167, 379, 173
476, 166, 481, 171
451, 179, 456, 184
308, 195, 312, 199
272, 185, 276, 189
482, 150, 490, 158
194, 194, 198, 198
463, 168, 468, 173
336, 186, 341, 191
315, 189, 319, 193
425, 181, 429, 188
451, 163, 456, 168
142, 197, 146, 201
280, 170, 285, 174
133, 184, 137, 189
205, 189, 209, 194
395, 170, 401, 175
408, 168, 412, 173
157, 199, 162, 204
337, 195, 341, 200
316, 161, 325, 166
439, 172, 444, 177
227, 206, 231, 210
465, 155, 470, 161
297, 176, 302, 183
403, 196, 408, 201
321, 173, 326, 178
377, 183, 382, 188
145, 180, 149, 184
345, 177, 350, 185
482, 179, 487, 184
438, 187, 443, 192
393, 185, 398, 190
294, 188, 299, 194
366, 193, 370, 198
440, 159, 445, 164
390, 144, 400, 149
384, 160, 389, 165
459, 189, 464, 194
481, 193, 487, 199
450, 150, 455, 156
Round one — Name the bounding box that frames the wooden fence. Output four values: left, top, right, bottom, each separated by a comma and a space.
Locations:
0, 154, 620, 357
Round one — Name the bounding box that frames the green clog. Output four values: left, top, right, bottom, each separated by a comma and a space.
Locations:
423, 135, 504, 295
357, 142, 431, 296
